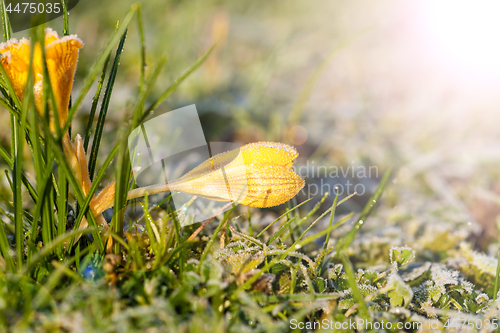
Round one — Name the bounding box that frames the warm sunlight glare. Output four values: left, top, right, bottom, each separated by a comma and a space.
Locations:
417, 0, 500, 80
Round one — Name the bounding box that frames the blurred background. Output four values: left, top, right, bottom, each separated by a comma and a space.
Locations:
2, 0, 500, 251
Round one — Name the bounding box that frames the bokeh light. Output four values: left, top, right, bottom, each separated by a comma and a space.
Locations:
288, 125, 308, 145
79, 253, 105, 283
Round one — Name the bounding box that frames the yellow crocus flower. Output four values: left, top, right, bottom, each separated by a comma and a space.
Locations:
93, 142, 305, 214
0, 28, 83, 130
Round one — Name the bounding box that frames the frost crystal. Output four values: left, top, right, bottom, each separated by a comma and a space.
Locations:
460, 280, 474, 294
475, 293, 489, 304
430, 264, 459, 286
467, 248, 498, 275
400, 262, 431, 282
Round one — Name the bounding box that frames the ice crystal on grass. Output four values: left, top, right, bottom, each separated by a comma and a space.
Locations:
475, 293, 489, 304
461, 243, 498, 275
400, 262, 432, 282
358, 283, 378, 297
414, 280, 446, 305
430, 264, 460, 286
338, 293, 356, 310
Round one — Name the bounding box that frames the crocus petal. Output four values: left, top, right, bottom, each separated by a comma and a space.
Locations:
240, 141, 299, 169
91, 181, 116, 216
234, 163, 305, 208
175, 142, 299, 183
0, 29, 83, 131
0, 37, 30, 101
74, 134, 92, 196
33, 28, 83, 128
171, 162, 304, 208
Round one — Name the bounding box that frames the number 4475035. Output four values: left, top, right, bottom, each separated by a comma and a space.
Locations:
445, 318, 498, 330
6, 2, 61, 14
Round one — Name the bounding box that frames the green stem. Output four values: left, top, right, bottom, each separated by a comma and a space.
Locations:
61, 0, 69, 35
494, 247, 500, 300
0, 0, 11, 41
13, 115, 24, 270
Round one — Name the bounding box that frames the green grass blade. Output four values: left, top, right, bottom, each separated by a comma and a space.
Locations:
256, 197, 313, 238
13, 78, 31, 271
266, 216, 297, 246
0, 143, 12, 166
141, 194, 161, 259
0, 214, 14, 271
1, 145, 41, 212
111, 125, 132, 254
229, 227, 263, 249
88, 31, 127, 180
197, 205, 236, 273
337, 168, 393, 252
0, 0, 11, 41
62, 5, 138, 136
83, 55, 110, 152
284, 193, 356, 241
323, 188, 340, 252
286, 192, 329, 241
61, 0, 69, 35
340, 251, 370, 320
0, 97, 21, 119
494, 248, 500, 300
236, 223, 343, 293
259, 293, 342, 303
136, 4, 146, 94
23, 227, 98, 274
57, 169, 68, 256
27, 72, 47, 259
292, 196, 351, 247
42, 182, 56, 246
137, 57, 167, 112
28, 167, 54, 253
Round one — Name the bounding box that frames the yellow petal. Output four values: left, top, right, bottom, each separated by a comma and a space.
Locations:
176, 142, 299, 182
240, 141, 299, 168
0, 37, 30, 101
74, 134, 91, 196
0, 29, 83, 132
33, 28, 83, 128
235, 163, 305, 208
91, 181, 116, 216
